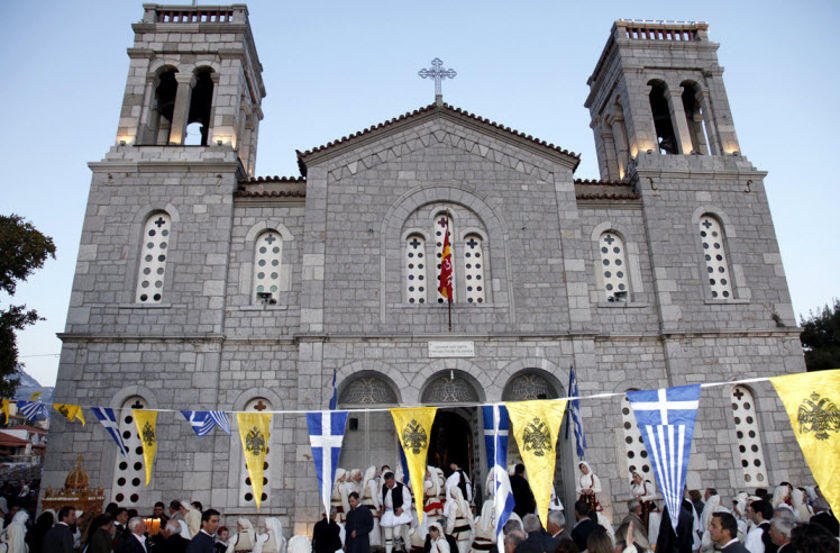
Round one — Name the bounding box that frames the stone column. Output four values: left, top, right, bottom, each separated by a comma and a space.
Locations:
667, 88, 693, 154
206, 72, 221, 146
698, 89, 720, 154
168, 72, 195, 145
610, 115, 629, 179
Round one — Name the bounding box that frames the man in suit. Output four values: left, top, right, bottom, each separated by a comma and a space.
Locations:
158, 519, 191, 553
347, 491, 374, 553
118, 517, 150, 553
185, 508, 220, 553
768, 515, 795, 553
516, 513, 558, 553
42, 505, 76, 553
709, 512, 748, 553
312, 508, 342, 553
570, 500, 597, 553
509, 464, 536, 519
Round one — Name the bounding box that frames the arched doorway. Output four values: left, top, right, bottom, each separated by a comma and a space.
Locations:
428, 410, 473, 473
338, 371, 401, 470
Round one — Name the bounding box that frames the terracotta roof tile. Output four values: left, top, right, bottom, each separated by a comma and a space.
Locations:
575, 179, 639, 201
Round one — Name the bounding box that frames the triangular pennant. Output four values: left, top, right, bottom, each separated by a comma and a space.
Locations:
132, 409, 158, 486
482, 405, 515, 553
307, 410, 349, 516
16, 400, 48, 422
237, 412, 272, 509
506, 399, 567, 527
770, 369, 840, 518
53, 403, 86, 425
626, 384, 701, 532
390, 407, 437, 522
1, 399, 10, 424
91, 407, 128, 456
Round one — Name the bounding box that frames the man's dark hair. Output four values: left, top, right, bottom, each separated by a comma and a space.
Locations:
790, 522, 837, 553
712, 512, 738, 540
127, 509, 138, 518
348, 491, 360, 500
574, 499, 591, 517
755, 488, 768, 499
169, 500, 182, 510
90, 513, 113, 530
383, 471, 395, 480
115, 507, 129, 517
381, 465, 390, 472
201, 508, 220, 522
191, 501, 203, 511
752, 499, 773, 521
105, 502, 118, 516
514, 463, 525, 475
57, 506, 74, 522
154, 501, 165, 509
706, 487, 718, 496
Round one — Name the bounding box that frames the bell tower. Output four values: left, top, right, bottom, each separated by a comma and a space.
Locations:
115, 4, 265, 175
585, 20, 741, 180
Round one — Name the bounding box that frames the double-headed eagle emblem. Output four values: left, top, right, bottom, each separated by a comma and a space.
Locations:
402, 419, 428, 454
797, 391, 840, 441
141, 422, 156, 447
245, 426, 267, 455
523, 417, 551, 457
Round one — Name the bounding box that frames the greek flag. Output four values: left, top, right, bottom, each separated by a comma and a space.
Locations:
307, 410, 348, 517
568, 366, 587, 459
482, 404, 515, 553
91, 407, 128, 456
626, 384, 701, 532
16, 400, 48, 422
180, 410, 231, 436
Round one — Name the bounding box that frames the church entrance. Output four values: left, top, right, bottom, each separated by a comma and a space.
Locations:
427, 409, 473, 472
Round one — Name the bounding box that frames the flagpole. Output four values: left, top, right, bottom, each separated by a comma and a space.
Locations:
448, 297, 452, 332
564, 365, 572, 440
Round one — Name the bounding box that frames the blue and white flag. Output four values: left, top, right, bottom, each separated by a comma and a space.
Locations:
328, 369, 338, 410
180, 410, 231, 436
626, 384, 701, 532
16, 400, 48, 422
568, 366, 587, 459
307, 410, 349, 517
91, 407, 129, 456
482, 404, 515, 553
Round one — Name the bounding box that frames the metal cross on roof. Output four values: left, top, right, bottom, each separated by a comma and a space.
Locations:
418, 58, 457, 104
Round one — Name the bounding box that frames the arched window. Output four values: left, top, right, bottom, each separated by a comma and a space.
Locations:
681, 81, 710, 155
599, 231, 630, 302
434, 213, 455, 304
186, 67, 215, 146
338, 373, 399, 470
648, 80, 678, 154
620, 395, 652, 477
699, 215, 733, 300
111, 395, 147, 506
253, 230, 282, 304
731, 386, 767, 485
502, 371, 558, 401
136, 212, 171, 303
240, 397, 272, 507
150, 68, 177, 145
463, 234, 485, 304
404, 234, 427, 304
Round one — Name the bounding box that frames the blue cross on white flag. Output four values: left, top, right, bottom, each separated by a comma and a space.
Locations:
180, 410, 231, 436
626, 384, 701, 532
482, 404, 515, 553
91, 407, 129, 456
306, 410, 349, 517
568, 366, 587, 459
16, 400, 48, 422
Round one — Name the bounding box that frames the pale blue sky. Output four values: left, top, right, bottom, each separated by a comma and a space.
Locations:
1, 1, 838, 386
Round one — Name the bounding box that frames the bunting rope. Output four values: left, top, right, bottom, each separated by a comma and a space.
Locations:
15, 375, 775, 415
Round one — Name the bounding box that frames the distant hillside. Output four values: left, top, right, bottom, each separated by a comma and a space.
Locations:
13, 369, 54, 404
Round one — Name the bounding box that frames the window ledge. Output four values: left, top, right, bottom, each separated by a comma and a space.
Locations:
597, 302, 649, 309
704, 299, 750, 305
236, 305, 290, 311
118, 303, 174, 309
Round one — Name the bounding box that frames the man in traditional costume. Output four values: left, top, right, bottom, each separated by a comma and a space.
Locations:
380, 471, 412, 553
424, 466, 444, 518
445, 463, 473, 508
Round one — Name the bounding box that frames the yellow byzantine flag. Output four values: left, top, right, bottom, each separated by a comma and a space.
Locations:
390, 407, 437, 522
1, 399, 10, 423
132, 409, 158, 486
770, 369, 840, 517
237, 412, 272, 509
30, 391, 42, 401
53, 403, 86, 425
506, 399, 568, 527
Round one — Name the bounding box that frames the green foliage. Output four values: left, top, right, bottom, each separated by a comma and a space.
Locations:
799, 299, 840, 372
0, 214, 56, 397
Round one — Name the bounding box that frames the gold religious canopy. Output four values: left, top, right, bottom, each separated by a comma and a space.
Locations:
42, 455, 105, 514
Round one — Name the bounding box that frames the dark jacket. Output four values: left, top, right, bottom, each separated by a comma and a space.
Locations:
654, 500, 695, 553
42, 523, 74, 553
185, 531, 216, 553
720, 541, 749, 553
510, 474, 536, 518
158, 533, 191, 553
571, 518, 597, 553
88, 528, 116, 553
514, 529, 558, 553
345, 505, 374, 553
313, 517, 342, 553
757, 521, 778, 553
117, 534, 150, 553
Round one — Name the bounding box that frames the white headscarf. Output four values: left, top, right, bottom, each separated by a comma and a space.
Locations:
475, 499, 495, 533
7, 510, 29, 553
236, 517, 256, 551
790, 488, 812, 521
771, 485, 790, 508
701, 493, 721, 532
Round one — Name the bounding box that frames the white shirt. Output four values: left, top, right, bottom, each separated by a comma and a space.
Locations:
445, 470, 472, 503
744, 525, 765, 553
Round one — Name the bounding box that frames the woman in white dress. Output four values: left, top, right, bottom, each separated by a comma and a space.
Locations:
234, 517, 257, 552
576, 461, 602, 513
445, 486, 474, 553
629, 471, 656, 532
470, 500, 496, 553
790, 487, 813, 522
5, 510, 28, 553
332, 468, 348, 523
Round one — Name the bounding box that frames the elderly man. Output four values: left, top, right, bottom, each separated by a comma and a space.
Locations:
768, 515, 795, 553
158, 520, 191, 553
709, 512, 748, 553
118, 517, 149, 553
516, 513, 558, 553
546, 510, 568, 542
503, 530, 525, 553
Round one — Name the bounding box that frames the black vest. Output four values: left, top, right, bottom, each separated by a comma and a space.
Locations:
759, 521, 778, 553
382, 482, 405, 509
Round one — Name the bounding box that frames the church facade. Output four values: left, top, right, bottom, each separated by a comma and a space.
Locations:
44, 5, 811, 531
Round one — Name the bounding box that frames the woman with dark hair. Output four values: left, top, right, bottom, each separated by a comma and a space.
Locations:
585, 526, 613, 553
789, 522, 837, 553
26, 510, 54, 553
87, 514, 115, 553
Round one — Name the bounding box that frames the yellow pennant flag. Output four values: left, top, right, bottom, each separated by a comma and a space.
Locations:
390, 407, 437, 522
770, 369, 840, 517
30, 391, 42, 401
132, 409, 158, 486
237, 412, 272, 509
53, 404, 86, 426
506, 399, 568, 527
1, 399, 10, 423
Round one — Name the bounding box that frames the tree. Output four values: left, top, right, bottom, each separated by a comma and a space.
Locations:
799, 299, 840, 372
0, 214, 56, 397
